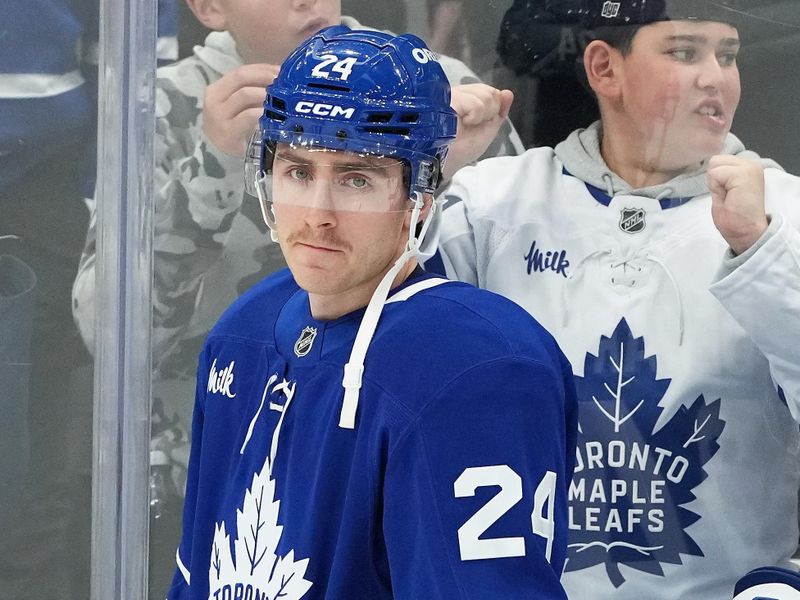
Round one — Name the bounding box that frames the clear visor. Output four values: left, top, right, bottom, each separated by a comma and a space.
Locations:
247, 137, 412, 214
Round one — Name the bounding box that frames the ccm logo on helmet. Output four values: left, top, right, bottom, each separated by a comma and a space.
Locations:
295, 101, 355, 119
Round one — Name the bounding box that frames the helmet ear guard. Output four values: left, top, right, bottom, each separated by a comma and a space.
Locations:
245, 132, 279, 242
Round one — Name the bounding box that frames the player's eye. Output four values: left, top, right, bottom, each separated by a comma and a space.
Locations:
343, 174, 370, 190
287, 166, 311, 182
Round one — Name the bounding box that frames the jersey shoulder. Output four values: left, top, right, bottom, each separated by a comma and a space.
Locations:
208, 268, 297, 343
371, 280, 569, 396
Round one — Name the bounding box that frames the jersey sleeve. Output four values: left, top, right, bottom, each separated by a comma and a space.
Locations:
382, 356, 577, 600
710, 202, 800, 423
166, 350, 210, 599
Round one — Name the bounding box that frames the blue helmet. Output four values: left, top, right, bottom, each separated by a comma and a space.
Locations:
250, 25, 457, 198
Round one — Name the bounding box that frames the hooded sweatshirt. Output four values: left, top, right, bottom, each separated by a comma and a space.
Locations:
435, 121, 800, 600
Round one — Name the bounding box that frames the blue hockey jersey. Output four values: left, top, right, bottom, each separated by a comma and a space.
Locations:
168, 269, 577, 599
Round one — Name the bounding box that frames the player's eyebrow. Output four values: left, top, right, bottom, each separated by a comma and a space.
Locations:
276, 148, 396, 175
332, 159, 392, 175
275, 148, 313, 165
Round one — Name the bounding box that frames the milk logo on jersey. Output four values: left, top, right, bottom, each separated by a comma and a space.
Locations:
523, 240, 570, 278
564, 319, 726, 588
601, 1, 621, 18
294, 326, 317, 358
209, 455, 313, 599
208, 358, 237, 398
619, 208, 646, 234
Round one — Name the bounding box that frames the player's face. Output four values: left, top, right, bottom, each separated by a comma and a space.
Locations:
614, 20, 741, 170
219, 0, 341, 64
271, 145, 414, 311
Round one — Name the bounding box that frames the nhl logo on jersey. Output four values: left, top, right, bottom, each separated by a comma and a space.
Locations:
619, 208, 646, 234
294, 326, 318, 357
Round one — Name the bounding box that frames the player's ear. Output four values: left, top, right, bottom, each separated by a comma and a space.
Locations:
420, 193, 434, 221
583, 40, 622, 101
404, 193, 433, 233
185, 0, 228, 31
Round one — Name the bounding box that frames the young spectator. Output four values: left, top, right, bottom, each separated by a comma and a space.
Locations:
433, 1, 800, 598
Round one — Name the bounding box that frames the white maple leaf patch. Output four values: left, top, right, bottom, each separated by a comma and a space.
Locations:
209, 456, 313, 599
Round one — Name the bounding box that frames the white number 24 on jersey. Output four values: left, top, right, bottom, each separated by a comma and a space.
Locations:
454, 466, 557, 562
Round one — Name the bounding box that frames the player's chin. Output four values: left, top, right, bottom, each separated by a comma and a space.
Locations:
290, 263, 344, 294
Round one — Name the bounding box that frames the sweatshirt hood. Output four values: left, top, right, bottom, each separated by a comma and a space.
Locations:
554, 121, 782, 201
193, 31, 244, 75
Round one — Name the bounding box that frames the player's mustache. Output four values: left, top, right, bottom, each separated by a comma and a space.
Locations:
287, 230, 352, 252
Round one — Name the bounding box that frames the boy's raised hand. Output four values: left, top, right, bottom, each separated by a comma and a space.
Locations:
707, 154, 769, 256
442, 83, 513, 181
202, 63, 280, 158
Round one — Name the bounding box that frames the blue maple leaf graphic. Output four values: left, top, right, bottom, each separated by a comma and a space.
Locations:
565, 319, 725, 587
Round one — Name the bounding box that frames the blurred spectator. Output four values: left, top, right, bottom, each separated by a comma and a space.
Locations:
0, 0, 177, 597
495, 0, 598, 148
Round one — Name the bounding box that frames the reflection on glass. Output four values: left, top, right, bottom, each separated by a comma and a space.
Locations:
0, 0, 97, 596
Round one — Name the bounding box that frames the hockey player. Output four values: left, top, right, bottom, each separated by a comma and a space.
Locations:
432, 1, 800, 599
167, 27, 577, 599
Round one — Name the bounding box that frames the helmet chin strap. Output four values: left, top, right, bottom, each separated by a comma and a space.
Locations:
338, 191, 436, 429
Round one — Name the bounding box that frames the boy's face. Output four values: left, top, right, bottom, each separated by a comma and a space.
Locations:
220, 0, 341, 64
613, 20, 741, 170
270, 144, 413, 304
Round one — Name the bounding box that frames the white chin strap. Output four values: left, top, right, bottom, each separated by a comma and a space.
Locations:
339, 192, 438, 429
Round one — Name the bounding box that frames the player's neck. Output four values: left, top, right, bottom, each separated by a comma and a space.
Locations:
308, 259, 419, 321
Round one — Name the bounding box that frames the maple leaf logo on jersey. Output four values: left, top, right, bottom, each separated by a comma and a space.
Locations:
209, 456, 313, 599
564, 319, 726, 587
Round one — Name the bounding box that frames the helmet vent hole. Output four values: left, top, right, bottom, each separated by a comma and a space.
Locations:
265, 110, 285, 122
307, 82, 351, 92
399, 113, 419, 123
336, 130, 348, 139
293, 125, 304, 133
367, 112, 393, 123
363, 126, 412, 136
270, 97, 286, 110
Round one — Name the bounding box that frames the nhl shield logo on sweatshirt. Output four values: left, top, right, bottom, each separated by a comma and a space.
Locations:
619, 208, 646, 234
